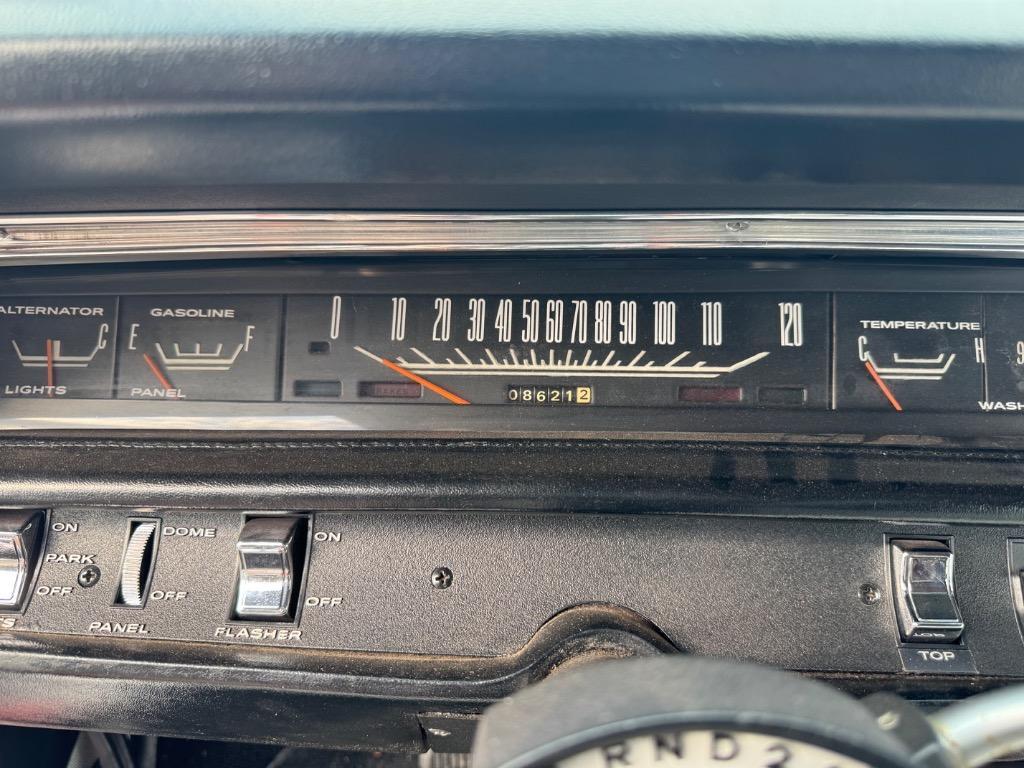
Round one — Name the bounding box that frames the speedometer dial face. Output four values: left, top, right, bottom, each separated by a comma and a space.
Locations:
282, 294, 830, 408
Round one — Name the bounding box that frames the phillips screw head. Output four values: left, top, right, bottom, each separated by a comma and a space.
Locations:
431, 566, 454, 590
77, 565, 101, 588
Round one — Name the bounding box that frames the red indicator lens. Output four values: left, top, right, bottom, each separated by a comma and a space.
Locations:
678, 386, 744, 404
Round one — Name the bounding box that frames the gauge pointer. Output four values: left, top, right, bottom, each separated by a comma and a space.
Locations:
864, 360, 903, 412
143, 352, 178, 394
354, 346, 470, 405
45, 338, 54, 396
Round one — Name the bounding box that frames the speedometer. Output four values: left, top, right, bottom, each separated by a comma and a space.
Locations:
282, 293, 829, 408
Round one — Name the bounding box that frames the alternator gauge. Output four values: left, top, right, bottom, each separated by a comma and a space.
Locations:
0, 297, 117, 399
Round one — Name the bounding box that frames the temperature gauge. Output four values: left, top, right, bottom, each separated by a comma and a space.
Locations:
834, 293, 985, 412
0, 297, 117, 399
115, 296, 282, 401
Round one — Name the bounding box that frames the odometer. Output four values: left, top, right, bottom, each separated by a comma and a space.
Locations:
282, 293, 830, 408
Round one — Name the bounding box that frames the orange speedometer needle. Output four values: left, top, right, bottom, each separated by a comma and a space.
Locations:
143, 352, 175, 391
354, 346, 469, 405
378, 356, 470, 405
45, 338, 55, 396
864, 360, 903, 412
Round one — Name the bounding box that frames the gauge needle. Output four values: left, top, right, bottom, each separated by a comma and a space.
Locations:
864, 360, 903, 412
354, 346, 470, 405
143, 352, 176, 392
45, 338, 54, 396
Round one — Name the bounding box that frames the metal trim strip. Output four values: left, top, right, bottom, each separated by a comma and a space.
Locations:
4, 211, 1024, 264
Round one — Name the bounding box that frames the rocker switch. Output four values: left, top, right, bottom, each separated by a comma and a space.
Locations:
0, 510, 43, 609
234, 516, 302, 619
891, 539, 963, 643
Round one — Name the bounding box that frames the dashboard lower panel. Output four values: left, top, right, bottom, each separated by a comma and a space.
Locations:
0, 436, 1017, 749
11, 507, 1024, 671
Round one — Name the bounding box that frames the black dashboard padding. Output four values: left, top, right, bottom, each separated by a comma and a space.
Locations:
5, 33, 1024, 211
0, 438, 1022, 520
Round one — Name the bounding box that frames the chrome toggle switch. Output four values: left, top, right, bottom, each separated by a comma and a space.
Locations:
0, 510, 44, 609
891, 539, 964, 643
234, 516, 303, 619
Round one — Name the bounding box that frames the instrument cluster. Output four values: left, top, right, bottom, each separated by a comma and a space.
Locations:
1, 256, 1023, 438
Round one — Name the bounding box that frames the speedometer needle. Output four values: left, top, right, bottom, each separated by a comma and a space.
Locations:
864, 360, 903, 412
354, 346, 470, 405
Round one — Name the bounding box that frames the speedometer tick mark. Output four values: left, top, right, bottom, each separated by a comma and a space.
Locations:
410, 347, 435, 364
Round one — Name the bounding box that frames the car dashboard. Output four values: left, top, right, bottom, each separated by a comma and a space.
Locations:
4, 5, 1024, 767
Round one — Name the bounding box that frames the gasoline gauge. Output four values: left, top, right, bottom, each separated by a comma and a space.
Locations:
115, 296, 282, 401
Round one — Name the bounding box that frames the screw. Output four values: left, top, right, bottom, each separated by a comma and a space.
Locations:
431, 566, 453, 590
77, 565, 101, 588
859, 583, 882, 605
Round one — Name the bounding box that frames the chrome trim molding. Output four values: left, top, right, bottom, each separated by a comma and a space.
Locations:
5, 211, 1024, 264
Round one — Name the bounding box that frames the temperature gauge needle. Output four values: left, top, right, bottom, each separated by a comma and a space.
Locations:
864, 360, 903, 412
354, 346, 470, 405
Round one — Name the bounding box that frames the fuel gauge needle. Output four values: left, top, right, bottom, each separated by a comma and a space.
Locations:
864, 360, 903, 412
143, 352, 177, 393
354, 346, 470, 405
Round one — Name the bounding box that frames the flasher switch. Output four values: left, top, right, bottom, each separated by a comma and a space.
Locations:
233, 516, 304, 620
890, 539, 964, 643
0, 510, 44, 609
